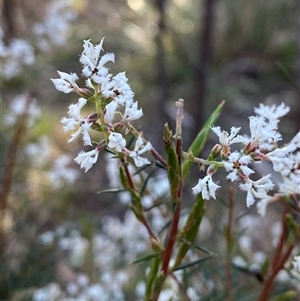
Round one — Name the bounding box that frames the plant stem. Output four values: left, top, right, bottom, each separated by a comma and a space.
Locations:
124, 122, 168, 169
122, 161, 157, 241
226, 188, 234, 301
0, 93, 33, 256
256, 204, 295, 301
153, 109, 184, 301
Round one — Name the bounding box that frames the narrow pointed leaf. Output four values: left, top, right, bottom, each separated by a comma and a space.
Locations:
139, 169, 156, 196
145, 257, 160, 300
173, 193, 206, 267
179, 240, 213, 255
182, 101, 225, 180
173, 255, 213, 271
269, 291, 297, 301
130, 252, 160, 264
97, 188, 125, 194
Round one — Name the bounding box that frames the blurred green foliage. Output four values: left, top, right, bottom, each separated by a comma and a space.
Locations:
1, 0, 299, 300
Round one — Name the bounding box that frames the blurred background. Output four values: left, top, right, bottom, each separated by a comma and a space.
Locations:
1, 0, 299, 300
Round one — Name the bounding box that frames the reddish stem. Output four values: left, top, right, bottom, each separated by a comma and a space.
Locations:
151, 148, 167, 170
161, 137, 183, 275
0, 94, 32, 256
256, 205, 294, 301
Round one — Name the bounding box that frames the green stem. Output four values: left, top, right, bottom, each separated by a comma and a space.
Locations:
121, 160, 157, 241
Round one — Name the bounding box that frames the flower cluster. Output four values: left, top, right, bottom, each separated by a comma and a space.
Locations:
192, 103, 299, 209
52, 38, 299, 212
51, 38, 152, 172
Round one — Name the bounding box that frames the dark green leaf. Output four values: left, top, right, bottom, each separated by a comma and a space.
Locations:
130, 252, 160, 264
173, 255, 213, 271
182, 101, 225, 180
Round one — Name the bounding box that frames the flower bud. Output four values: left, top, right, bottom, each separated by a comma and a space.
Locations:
87, 113, 100, 123
150, 237, 164, 253
208, 144, 222, 160
207, 164, 218, 175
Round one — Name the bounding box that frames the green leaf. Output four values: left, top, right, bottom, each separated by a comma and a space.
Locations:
139, 169, 156, 196
119, 166, 130, 190
173, 193, 206, 268
185, 242, 213, 255
163, 123, 180, 201
130, 252, 160, 264
151, 271, 165, 300
154, 160, 166, 169
133, 162, 152, 176
182, 101, 225, 180
173, 255, 213, 271
144, 257, 160, 300
144, 201, 165, 212
269, 291, 297, 301
97, 188, 125, 194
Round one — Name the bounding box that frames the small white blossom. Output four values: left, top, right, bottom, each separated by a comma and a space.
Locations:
211, 126, 241, 149
101, 72, 134, 105
128, 135, 152, 167
104, 100, 118, 124
265, 143, 297, 174
80, 38, 115, 84
1, 38, 35, 79
224, 152, 254, 182
270, 150, 300, 199
51, 71, 79, 93
254, 103, 290, 127
122, 101, 143, 122
278, 177, 300, 195
108, 132, 126, 152
4, 94, 41, 127
256, 198, 270, 217
61, 98, 93, 145
292, 255, 300, 273
192, 175, 220, 200
234, 115, 283, 152
48, 155, 80, 189
290, 131, 300, 148
74, 148, 100, 172
239, 174, 274, 207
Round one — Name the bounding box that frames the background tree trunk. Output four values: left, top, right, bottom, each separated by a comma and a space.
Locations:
191, 0, 216, 138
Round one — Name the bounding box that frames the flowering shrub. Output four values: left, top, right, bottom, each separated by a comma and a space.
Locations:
50, 37, 300, 300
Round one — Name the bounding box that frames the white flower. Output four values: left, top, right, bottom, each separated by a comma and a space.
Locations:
239, 174, 274, 207
80, 38, 115, 84
128, 135, 152, 167
254, 103, 290, 127
101, 72, 134, 105
233, 116, 266, 147
61, 98, 93, 145
48, 155, 80, 189
192, 175, 220, 200
256, 198, 270, 217
223, 152, 254, 182
51, 71, 79, 93
290, 131, 300, 148
292, 255, 300, 273
278, 177, 300, 195
265, 143, 297, 174
74, 148, 100, 172
4, 94, 41, 127
122, 101, 143, 122
211, 126, 241, 148
108, 132, 126, 152
104, 100, 118, 124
